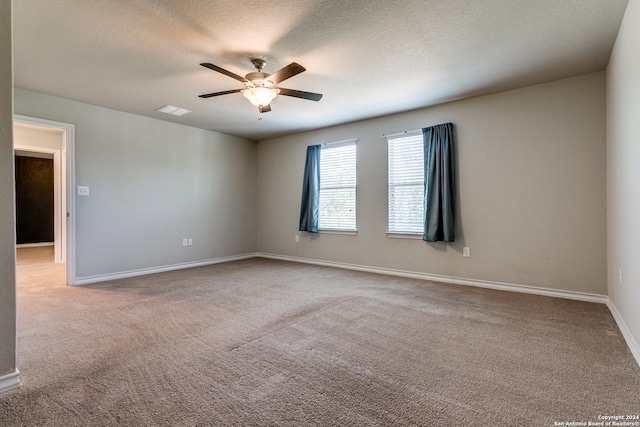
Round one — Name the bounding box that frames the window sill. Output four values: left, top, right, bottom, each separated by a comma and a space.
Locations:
386, 232, 423, 240
318, 229, 358, 236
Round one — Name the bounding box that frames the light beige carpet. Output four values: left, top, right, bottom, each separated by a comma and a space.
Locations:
1, 256, 639, 426
16, 246, 66, 288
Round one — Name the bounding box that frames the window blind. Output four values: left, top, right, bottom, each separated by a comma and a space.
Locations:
319, 141, 357, 231
387, 132, 424, 234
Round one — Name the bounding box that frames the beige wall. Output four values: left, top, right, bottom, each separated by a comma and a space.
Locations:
607, 0, 640, 352
257, 72, 607, 294
14, 88, 257, 280
0, 0, 17, 379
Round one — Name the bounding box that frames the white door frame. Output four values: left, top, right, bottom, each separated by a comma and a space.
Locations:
13, 115, 76, 285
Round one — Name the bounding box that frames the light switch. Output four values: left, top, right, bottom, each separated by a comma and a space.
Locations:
77, 186, 90, 196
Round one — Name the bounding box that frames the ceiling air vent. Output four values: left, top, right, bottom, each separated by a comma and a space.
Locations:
156, 105, 191, 116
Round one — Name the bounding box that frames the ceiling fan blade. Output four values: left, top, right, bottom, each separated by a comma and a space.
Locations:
198, 89, 242, 98
278, 88, 323, 102
266, 62, 306, 85
259, 104, 272, 113
200, 63, 248, 83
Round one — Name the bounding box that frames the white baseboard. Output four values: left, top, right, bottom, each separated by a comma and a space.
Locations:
606, 299, 640, 368
256, 253, 608, 304
73, 253, 258, 285
16, 242, 54, 248
74, 251, 606, 302
0, 370, 21, 394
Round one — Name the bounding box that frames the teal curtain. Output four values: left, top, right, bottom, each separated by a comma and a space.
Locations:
423, 123, 455, 242
299, 145, 321, 232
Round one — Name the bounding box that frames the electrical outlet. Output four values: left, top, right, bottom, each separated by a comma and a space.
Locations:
182, 238, 188, 247
188, 238, 193, 246
463, 247, 470, 257
295, 235, 300, 243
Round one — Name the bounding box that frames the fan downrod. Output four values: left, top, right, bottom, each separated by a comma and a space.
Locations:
251, 58, 266, 72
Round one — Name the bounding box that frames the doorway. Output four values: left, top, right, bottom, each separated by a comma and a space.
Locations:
13, 115, 76, 285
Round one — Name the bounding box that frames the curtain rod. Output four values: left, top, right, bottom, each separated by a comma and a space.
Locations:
382, 129, 421, 139
322, 138, 358, 146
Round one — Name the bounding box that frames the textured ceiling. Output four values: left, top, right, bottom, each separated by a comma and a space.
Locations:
12, 0, 629, 141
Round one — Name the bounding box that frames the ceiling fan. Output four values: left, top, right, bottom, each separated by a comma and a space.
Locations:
198, 59, 323, 114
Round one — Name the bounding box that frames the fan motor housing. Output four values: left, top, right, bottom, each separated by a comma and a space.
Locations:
245, 72, 273, 87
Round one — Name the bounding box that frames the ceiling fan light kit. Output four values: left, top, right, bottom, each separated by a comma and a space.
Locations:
242, 87, 280, 108
199, 58, 322, 115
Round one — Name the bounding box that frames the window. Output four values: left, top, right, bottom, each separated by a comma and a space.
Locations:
387, 132, 424, 234
318, 140, 357, 231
